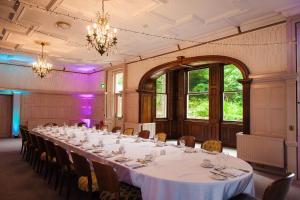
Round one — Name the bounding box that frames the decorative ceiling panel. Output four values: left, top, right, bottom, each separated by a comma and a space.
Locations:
0, 0, 299, 71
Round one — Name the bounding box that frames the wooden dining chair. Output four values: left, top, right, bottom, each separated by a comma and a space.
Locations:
54, 145, 76, 199
24, 130, 32, 161
177, 136, 196, 148
112, 126, 122, 133
36, 136, 48, 177
201, 140, 223, 152
138, 130, 150, 139
156, 132, 167, 142
29, 133, 41, 169
44, 140, 58, 184
44, 122, 58, 127
19, 126, 28, 156
78, 122, 87, 127
123, 128, 134, 136
229, 173, 295, 200
92, 161, 142, 200
70, 152, 98, 200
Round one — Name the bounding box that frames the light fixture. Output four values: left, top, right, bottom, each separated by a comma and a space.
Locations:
86, 0, 117, 56
32, 42, 52, 78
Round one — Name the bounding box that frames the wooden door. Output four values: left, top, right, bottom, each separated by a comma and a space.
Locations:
0, 95, 12, 138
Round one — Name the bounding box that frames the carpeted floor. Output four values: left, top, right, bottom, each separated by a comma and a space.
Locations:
0, 138, 299, 200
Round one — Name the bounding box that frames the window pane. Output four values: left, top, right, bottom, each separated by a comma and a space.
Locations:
224, 64, 243, 91
116, 95, 122, 118
223, 92, 243, 121
156, 74, 166, 93
188, 68, 209, 93
156, 94, 167, 118
115, 73, 123, 93
187, 94, 209, 119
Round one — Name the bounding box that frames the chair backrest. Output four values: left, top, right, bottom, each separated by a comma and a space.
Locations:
177, 136, 196, 148
70, 151, 91, 177
29, 133, 39, 149
201, 140, 222, 152
100, 125, 108, 131
262, 173, 295, 200
44, 140, 56, 158
44, 122, 57, 127
54, 145, 72, 169
92, 161, 119, 194
123, 128, 134, 136
138, 130, 150, 139
19, 126, 27, 141
36, 135, 46, 153
24, 130, 30, 144
78, 122, 87, 127
156, 132, 167, 142
111, 126, 121, 133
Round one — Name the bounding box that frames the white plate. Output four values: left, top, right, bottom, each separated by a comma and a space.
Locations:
210, 173, 227, 180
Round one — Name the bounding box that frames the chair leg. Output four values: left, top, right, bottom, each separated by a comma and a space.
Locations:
22, 146, 27, 159
48, 164, 54, 184
20, 142, 23, 154
66, 173, 73, 200
54, 169, 61, 190
59, 172, 65, 195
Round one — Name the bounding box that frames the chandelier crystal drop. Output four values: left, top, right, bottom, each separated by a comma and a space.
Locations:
32, 42, 52, 78
86, 0, 117, 56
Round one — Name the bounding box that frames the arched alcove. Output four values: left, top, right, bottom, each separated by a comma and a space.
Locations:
138, 55, 252, 147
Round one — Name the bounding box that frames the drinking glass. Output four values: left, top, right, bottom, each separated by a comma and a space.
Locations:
179, 139, 186, 148
154, 136, 158, 143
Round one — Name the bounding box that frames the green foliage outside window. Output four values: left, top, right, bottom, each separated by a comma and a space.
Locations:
187, 68, 209, 119
156, 74, 167, 118
223, 64, 243, 121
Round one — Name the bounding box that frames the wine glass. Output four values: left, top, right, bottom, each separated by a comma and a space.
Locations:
179, 139, 186, 148
154, 135, 158, 143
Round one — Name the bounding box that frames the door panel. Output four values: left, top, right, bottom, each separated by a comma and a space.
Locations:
0, 95, 12, 138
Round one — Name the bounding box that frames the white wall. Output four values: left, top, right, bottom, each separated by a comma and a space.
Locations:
0, 64, 104, 93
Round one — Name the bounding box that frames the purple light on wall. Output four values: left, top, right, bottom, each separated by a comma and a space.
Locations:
81, 119, 91, 128
67, 64, 99, 73
81, 105, 92, 115
78, 94, 95, 98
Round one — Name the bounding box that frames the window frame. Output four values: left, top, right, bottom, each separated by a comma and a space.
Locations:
114, 72, 123, 119
185, 67, 210, 120
221, 65, 243, 122
155, 74, 168, 119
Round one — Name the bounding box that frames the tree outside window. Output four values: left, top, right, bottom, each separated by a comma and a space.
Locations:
156, 74, 167, 118
187, 68, 209, 119
223, 64, 243, 121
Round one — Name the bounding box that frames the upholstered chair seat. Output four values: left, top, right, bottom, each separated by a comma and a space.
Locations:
78, 172, 99, 192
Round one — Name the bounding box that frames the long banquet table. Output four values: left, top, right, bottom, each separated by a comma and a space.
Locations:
33, 126, 255, 200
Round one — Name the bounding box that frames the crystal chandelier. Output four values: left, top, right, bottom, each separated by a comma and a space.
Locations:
32, 42, 52, 78
86, 0, 117, 56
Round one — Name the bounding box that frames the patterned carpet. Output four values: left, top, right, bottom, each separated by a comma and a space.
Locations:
0, 138, 299, 200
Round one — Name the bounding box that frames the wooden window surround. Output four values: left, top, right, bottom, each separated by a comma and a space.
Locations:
138, 55, 252, 147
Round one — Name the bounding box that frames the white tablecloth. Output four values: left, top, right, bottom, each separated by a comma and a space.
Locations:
33, 126, 254, 200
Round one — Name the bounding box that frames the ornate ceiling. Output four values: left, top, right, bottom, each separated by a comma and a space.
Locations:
0, 0, 299, 73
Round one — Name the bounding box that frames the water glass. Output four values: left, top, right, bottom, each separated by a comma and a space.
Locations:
179, 139, 186, 148
154, 136, 158, 143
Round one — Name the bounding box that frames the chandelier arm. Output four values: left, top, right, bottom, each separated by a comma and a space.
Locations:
102, 0, 104, 14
